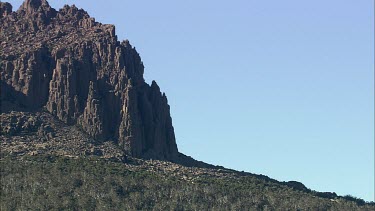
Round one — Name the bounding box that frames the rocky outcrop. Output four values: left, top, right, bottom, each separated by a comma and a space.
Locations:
0, 2, 12, 18
0, 0, 179, 160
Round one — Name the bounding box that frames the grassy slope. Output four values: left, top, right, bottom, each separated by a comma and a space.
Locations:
0, 155, 373, 211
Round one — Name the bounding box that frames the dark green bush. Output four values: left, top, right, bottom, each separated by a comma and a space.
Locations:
0, 155, 373, 210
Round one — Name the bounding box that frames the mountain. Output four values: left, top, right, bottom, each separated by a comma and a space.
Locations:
1, 0, 180, 160
0, 0, 373, 210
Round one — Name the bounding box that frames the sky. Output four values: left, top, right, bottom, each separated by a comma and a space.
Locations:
9, 0, 374, 202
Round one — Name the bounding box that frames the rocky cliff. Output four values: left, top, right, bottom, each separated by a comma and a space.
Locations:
0, 0, 178, 160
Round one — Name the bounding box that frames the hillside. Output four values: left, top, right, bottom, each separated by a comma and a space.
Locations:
1, 155, 374, 210
0, 0, 373, 210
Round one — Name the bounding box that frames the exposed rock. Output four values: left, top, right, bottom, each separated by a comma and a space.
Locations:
285, 181, 309, 191
0, 2, 12, 18
0, 110, 125, 160
18, 0, 54, 16
0, 0, 179, 160
0, 111, 42, 135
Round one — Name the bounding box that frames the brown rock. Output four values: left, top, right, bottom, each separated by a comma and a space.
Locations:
0, 0, 179, 160
0, 2, 12, 18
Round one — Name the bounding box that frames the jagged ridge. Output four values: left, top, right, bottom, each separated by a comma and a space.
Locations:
0, 0, 178, 160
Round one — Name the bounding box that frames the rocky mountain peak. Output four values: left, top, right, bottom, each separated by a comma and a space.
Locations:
20, 0, 48, 10
58, 4, 90, 21
0, 0, 180, 161
18, 0, 55, 17
0, 2, 12, 18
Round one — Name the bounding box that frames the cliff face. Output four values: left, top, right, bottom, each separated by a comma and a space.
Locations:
0, 0, 178, 160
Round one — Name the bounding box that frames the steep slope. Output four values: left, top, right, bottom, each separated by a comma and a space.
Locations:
1, 0, 178, 160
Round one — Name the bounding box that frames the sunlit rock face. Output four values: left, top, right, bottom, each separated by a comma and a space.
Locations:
0, 0, 179, 160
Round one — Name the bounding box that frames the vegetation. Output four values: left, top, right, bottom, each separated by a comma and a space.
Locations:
1, 155, 373, 210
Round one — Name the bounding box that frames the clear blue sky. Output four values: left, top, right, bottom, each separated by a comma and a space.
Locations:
10, 0, 374, 201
